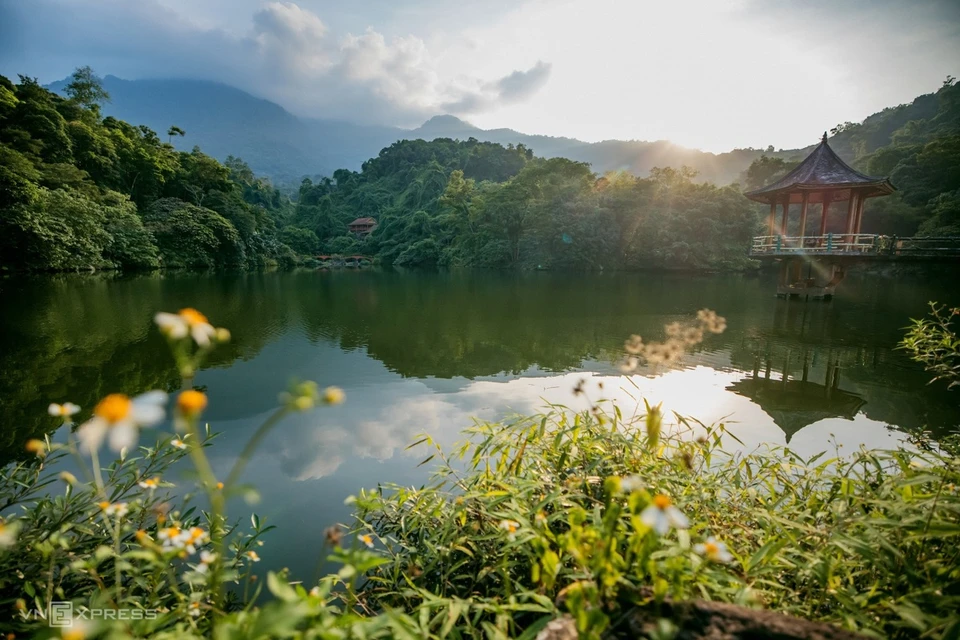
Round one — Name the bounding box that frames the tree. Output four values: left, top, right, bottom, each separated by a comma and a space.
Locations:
167, 126, 186, 145
742, 155, 798, 191
64, 66, 110, 114
279, 226, 320, 256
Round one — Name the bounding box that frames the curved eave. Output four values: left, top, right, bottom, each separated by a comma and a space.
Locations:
745, 179, 895, 205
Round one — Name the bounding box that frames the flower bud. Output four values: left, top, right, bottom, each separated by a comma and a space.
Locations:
322, 386, 345, 405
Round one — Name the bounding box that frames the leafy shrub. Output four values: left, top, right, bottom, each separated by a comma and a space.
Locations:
101, 191, 160, 269
143, 199, 245, 269
353, 405, 960, 639
1, 188, 110, 270
279, 226, 321, 256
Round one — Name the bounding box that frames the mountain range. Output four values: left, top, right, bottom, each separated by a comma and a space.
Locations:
45, 75, 858, 187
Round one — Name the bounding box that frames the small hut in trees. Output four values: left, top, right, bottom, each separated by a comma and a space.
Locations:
348, 217, 378, 237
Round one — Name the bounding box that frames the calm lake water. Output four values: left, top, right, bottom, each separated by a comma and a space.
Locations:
1, 269, 959, 579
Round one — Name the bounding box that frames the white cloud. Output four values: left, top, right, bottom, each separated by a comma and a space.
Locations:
0, 0, 552, 126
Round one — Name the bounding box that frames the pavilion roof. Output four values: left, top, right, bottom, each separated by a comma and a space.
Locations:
348, 217, 377, 226
727, 377, 865, 442
744, 134, 895, 205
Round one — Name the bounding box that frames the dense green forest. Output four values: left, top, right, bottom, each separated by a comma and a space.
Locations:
0, 68, 297, 272
2, 68, 958, 273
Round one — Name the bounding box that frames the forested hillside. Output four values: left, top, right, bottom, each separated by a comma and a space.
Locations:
287, 143, 758, 270
0, 68, 298, 272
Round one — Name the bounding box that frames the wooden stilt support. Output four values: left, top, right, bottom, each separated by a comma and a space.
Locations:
780, 200, 789, 236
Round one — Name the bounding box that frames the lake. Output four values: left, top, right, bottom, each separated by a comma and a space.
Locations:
1, 269, 958, 579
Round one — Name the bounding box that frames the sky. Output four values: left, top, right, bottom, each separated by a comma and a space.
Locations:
1, 0, 958, 152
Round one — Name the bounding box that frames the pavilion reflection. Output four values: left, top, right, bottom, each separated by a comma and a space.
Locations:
727, 351, 865, 442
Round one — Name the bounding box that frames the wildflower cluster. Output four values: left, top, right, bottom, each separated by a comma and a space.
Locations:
279, 380, 346, 412
621, 307, 726, 371
155, 307, 231, 377
157, 524, 210, 554
0, 307, 361, 640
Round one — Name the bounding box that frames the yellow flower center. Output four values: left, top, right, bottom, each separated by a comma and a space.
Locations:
98, 501, 111, 511
704, 541, 719, 555
179, 308, 209, 326
177, 390, 208, 416
95, 394, 132, 423
653, 494, 672, 509
63, 629, 86, 640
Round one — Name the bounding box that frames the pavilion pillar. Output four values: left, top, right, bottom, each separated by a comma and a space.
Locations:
853, 191, 866, 234
819, 193, 831, 245
844, 191, 858, 246
798, 191, 809, 243
780, 199, 789, 236
767, 201, 776, 236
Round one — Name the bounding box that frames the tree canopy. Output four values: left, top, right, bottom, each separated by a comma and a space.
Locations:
0, 68, 296, 272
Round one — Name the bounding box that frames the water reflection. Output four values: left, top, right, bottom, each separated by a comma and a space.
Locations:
1, 269, 959, 578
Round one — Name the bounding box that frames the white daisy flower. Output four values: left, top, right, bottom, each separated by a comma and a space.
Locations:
171, 437, 187, 450
138, 477, 161, 490
183, 526, 209, 554
358, 534, 374, 549
76, 391, 167, 453
246, 550, 261, 562
99, 501, 129, 518
0, 519, 20, 548
640, 494, 689, 535
154, 308, 216, 347
48, 402, 80, 420
158, 525, 186, 549
619, 475, 643, 493
195, 550, 217, 573
188, 602, 202, 617
498, 519, 521, 541
694, 537, 734, 564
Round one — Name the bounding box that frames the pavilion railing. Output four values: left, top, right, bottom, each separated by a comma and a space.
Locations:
750, 234, 880, 255
750, 234, 960, 257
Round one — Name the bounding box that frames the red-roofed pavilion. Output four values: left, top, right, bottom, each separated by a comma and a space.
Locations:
746, 133, 894, 245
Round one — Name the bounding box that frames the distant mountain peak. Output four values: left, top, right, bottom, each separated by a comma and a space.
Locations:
416, 114, 479, 132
